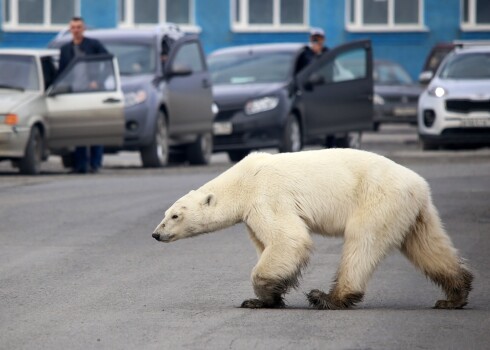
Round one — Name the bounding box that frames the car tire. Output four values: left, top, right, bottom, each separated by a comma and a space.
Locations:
186, 132, 213, 165
140, 112, 169, 168
19, 126, 43, 175
335, 132, 362, 149
279, 114, 302, 153
227, 150, 250, 162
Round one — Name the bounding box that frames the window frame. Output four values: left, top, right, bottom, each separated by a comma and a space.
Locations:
118, 0, 199, 33
231, 0, 309, 32
346, 0, 427, 32
2, 0, 81, 31
461, 0, 490, 31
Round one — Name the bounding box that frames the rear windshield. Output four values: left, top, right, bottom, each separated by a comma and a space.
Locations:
439, 52, 490, 79
208, 51, 295, 85
0, 55, 39, 90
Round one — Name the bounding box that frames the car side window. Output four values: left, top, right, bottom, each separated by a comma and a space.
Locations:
54, 57, 117, 93
313, 48, 367, 84
172, 42, 205, 73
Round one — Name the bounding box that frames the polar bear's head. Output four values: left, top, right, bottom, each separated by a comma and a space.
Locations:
152, 190, 217, 243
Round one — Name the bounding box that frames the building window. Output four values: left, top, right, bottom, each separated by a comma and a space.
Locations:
462, 0, 490, 30
119, 0, 193, 27
232, 0, 308, 31
346, 0, 425, 31
2, 0, 79, 29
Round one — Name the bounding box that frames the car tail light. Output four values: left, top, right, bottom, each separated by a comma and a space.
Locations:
423, 109, 436, 127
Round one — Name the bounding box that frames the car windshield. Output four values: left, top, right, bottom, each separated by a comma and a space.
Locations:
439, 52, 490, 79
374, 62, 413, 85
0, 55, 39, 91
103, 42, 156, 75
208, 51, 295, 85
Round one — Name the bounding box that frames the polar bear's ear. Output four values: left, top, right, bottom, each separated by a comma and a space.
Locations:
202, 193, 216, 206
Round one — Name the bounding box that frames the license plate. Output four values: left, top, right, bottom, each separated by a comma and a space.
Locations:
213, 122, 233, 135
461, 118, 490, 127
393, 107, 417, 117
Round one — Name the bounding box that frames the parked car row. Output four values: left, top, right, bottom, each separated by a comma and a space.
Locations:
2, 26, 488, 174
0, 29, 375, 174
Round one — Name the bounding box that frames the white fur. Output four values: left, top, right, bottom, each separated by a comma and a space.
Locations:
153, 149, 472, 309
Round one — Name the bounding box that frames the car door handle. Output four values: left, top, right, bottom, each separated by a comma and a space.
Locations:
202, 79, 211, 89
103, 97, 122, 104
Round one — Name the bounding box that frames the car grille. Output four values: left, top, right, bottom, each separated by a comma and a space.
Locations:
446, 99, 490, 113
215, 108, 241, 122
383, 96, 418, 104
442, 128, 490, 135
214, 134, 244, 145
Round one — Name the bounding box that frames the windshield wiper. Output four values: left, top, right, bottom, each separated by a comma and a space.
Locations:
0, 84, 25, 91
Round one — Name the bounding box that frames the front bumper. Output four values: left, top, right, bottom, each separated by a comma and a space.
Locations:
374, 103, 417, 124
212, 107, 284, 152
0, 125, 29, 159
418, 94, 490, 146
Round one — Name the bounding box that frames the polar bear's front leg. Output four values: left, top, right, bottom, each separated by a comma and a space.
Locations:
241, 222, 312, 309
241, 244, 310, 309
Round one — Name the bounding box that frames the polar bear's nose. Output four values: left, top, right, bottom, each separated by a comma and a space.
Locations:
152, 233, 160, 241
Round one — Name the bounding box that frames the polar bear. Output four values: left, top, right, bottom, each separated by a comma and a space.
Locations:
152, 149, 473, 309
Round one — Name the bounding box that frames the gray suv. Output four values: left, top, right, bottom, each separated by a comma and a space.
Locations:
49, 24, 214, 167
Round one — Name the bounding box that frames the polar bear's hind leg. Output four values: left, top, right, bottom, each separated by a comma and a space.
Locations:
401, 205, 473, 309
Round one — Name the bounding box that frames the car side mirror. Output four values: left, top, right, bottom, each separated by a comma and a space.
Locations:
418, 70, 434, 85
167, 63, 193, 77
48, 84, 72, 96
304, 73, 325, 90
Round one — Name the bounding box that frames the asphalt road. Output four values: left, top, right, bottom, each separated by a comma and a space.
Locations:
1, 125, 490, 349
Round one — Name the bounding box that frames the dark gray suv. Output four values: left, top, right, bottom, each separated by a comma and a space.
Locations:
49, 24, 214, 167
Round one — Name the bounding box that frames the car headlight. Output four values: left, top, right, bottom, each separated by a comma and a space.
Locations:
245, 96, 279, 115
373, 93, 385, 105
212, 102, 219, 116
428, 86, 448, 98
124, 89, 148, 107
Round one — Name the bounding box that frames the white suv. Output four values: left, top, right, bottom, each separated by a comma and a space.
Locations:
418, 44, 490, 150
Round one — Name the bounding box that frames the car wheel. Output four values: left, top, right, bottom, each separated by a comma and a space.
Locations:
279, 114, 302, 153
227, 150, 250, 162
19, 126, 43, 175
335, 132, 362, 149
186, 132, 213, 165
140, 112, 169, 168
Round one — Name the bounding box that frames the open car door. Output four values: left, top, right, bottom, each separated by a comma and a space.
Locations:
45, 54, 124, 148
164, 35, 214, 136
297, 40, 373, 137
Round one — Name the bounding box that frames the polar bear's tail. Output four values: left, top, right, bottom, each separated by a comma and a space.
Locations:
401, 200, 473, 309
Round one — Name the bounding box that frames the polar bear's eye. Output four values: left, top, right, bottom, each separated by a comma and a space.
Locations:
171, 215, 179, 219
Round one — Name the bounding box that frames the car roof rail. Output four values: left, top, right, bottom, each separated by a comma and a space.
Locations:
453, 40, 490, 48
154, 23, 181, 34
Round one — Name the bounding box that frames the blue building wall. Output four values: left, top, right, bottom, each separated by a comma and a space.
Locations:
0, 0, 489, 80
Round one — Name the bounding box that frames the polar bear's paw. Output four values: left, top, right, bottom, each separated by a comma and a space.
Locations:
307, 289, 363, 310
240, 298, 286, 309
434, 299, 467, 309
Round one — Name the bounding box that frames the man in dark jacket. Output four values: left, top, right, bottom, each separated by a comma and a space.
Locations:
295, 27, 329, 74
59, 17, 108, 174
